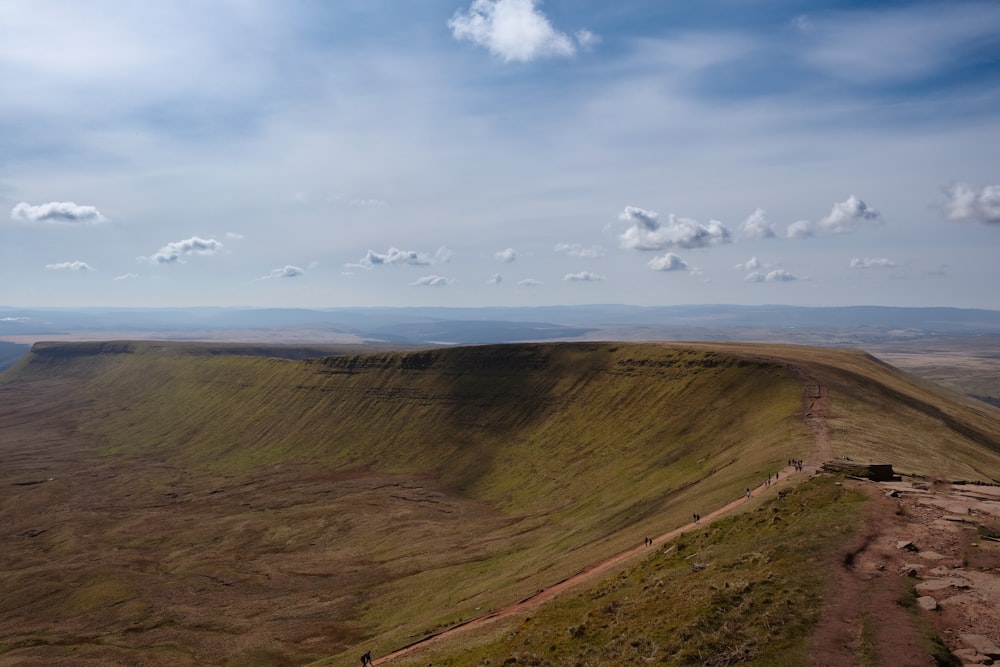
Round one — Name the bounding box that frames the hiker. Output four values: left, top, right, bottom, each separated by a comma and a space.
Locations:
361, 649, 372, 666
746, 488, 751, 499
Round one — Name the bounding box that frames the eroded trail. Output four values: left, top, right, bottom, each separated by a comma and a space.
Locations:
373, 377, 830, 665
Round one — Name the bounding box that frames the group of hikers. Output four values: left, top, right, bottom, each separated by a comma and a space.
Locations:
789, 458, 805, 472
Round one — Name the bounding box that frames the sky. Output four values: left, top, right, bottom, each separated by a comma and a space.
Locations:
2, 0, 999, 310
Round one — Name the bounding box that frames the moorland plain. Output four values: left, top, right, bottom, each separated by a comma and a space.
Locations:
1, 341, 999, 665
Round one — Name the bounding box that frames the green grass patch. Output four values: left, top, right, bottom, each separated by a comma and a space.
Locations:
388, 477, 867, 666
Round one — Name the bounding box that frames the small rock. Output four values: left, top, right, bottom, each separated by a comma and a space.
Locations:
953, 647, 990, 664
916, 596, 938, 611
896, 540, 919, 552
961, 634, 1000, 659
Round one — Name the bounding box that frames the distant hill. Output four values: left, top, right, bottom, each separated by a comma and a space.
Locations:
1, 341, 999, 665
3, 304, 1000, 346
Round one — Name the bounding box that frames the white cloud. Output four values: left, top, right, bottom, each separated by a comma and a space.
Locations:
943, 182, 1000, 224
357, 246, 452, 268
449, 0, 587, 63
226, 231, 245, 239
740, 208, 776, 240
575, 29, 600, 50
785, 220, 814, 239
850, 257, 896, 269
149, 236, 223, 264
411, 275, 451, 287
495, 247, 517, 263
735, 256, 762, 271
518, 278, 542, 287
647, 253, 688, 272
488, 273, 502, 284
618, 205, 731, 251
349, 198, 388, 207
554, 242, 605, 258
12, 201, 107, 224
113, 272, 139, 281
564, 271, 605, 282
45, 260, 94, 271
263, 265, 305, 279
791, 14, 814, 33
746, 269, 798, 282
787, 196, 881, 238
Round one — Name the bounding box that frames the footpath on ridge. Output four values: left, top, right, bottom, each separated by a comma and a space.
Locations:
371, 377, 834, 665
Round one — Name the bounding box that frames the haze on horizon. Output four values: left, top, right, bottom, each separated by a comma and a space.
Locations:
1, 1, 998, 311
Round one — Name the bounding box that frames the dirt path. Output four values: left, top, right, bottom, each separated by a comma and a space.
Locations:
374, 466, 802, 665
374, 373, 1000, 666
372, 378, 828, 665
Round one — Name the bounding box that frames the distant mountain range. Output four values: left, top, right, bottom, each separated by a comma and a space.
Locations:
3, 304, 1000, 348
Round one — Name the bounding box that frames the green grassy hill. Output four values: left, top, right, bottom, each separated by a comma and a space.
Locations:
1, 341, 999, 666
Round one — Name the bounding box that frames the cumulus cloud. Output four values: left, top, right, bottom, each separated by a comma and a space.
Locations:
554, 242, 605, 258
149, 236, 223, 264
45, 260, 93, 271
488, 273, 502, 284
618, 206, 731, 251
787, 196, 881, 238
411, 275, 451, 287
850, 257, 896, 269
495, 247, 517, 263
449, 0, 591, 63
943, 182, 1000, 224
12, 201, 107, 224
564, 271, 605, 282
518, 278, 542, 287
357, 246, 452, 268
647, 253, 688, 272
262, 265, 304, 279
740, 208, 776, 240
745, 269, 798, 282
735, 256, 763, 271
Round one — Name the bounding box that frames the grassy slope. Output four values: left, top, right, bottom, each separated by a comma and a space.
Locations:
389, 477, 869, 667
2, 341, 1000, 666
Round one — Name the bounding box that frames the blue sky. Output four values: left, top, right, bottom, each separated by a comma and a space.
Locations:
2, 0, 998, 309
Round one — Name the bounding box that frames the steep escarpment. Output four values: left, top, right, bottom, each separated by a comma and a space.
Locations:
2, 341, 999, 666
